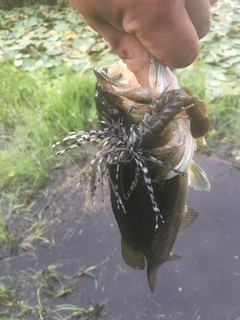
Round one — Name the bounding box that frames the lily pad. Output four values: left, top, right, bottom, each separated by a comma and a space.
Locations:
71, 38, 87, 49
14, 59, 23, 67
45, 47, 63, 56
54, 21, 69, 32
22, 58, 37, 70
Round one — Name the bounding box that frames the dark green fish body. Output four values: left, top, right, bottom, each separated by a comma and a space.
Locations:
53, 56, 210, 292
94, 57, 210, 292
109, 160, 195, 292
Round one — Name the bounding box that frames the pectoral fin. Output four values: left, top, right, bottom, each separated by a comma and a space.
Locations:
179, 207, 199, 233
188, 160, 210, 191
121, 238, 145, 270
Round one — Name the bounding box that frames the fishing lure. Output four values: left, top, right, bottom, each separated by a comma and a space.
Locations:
52, 91, 190, 227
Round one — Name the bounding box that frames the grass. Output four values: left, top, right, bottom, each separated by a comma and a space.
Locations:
0, 189, 55, 258
0, 277, 17, 308
0, 214, 18, 257
0, 62, 96, 260
0, 263, 107, 319
0, 260, 107, 319
54, 302, 106, 320
0, 63, 96, 198
27, 265, 69, 298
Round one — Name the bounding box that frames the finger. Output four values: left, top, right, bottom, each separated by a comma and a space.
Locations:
101, 30, 151, 86
185, 0, 211, 39
210, 0, 218, 5
123, 2, 200, 68
82, 17, 151, 86
69, 0, 151, 85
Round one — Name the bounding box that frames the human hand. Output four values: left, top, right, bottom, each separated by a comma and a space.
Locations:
70, 0, 217, 86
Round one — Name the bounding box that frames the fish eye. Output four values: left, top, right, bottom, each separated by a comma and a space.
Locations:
110, 108, 126, 123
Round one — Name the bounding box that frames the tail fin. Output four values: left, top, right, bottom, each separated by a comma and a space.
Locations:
147, 265, 159, 293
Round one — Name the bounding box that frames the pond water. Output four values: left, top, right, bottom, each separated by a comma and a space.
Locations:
1, 154, 240, 319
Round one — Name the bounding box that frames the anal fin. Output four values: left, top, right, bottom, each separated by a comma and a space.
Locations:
121, 238, 145, 270
179, 207, 199, 233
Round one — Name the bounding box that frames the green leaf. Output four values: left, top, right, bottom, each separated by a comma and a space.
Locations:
42, 60, 54, 68
22, 58, 37, 71
72, 38, 87, 49
23, 16, 40, 28
54, 21, 69, 31
14, 60, 23, 67
45, 48, 63, 56
71, 64, 81, 72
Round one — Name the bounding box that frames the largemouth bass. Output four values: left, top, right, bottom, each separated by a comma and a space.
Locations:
52, 56, 210, 292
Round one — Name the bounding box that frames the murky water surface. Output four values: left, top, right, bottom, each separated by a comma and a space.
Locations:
1, 154, 240, 319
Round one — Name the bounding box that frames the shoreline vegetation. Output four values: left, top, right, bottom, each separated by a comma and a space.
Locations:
0, 0, 239, 318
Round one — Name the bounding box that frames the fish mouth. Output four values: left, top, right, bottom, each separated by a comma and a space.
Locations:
94, 56, 210, 140
94, 56, 180, 106
93, 56, 191, 134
